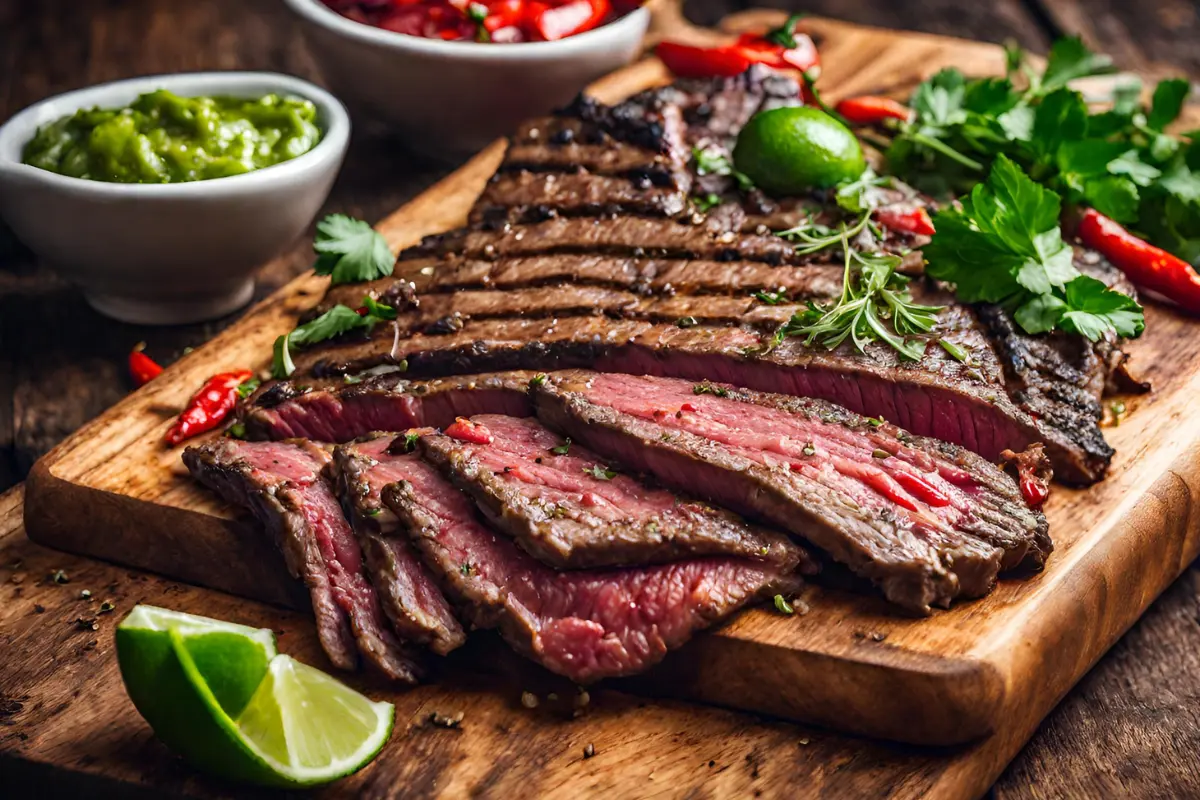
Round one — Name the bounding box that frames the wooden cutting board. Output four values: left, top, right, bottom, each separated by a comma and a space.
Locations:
21, 9, 1200, 752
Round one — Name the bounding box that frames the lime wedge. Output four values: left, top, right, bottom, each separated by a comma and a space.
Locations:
116, 605, 393, 787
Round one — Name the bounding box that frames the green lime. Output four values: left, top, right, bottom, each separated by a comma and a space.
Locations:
116, 605, 394, 788
733, 106, 866, 194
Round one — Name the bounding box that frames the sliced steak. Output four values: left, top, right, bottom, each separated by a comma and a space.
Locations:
533, 372, 1051, 613
400, 216, 800, 266
471, 170, 688, 224
418, 414, 809, 571
183, 439, 422, 681
330, 434, 466, 655
244, 372, 534, 442
379, 454, 800, 682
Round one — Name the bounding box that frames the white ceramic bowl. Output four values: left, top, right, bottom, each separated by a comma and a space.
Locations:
0, 72, 350, 325
284, 0, 650, 160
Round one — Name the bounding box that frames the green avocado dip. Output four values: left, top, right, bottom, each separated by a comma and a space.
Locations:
21, 89, 321, 183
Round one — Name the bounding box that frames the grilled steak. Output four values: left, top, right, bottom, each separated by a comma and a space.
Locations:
473, 170, 687, 224
243, 372, 533, 442
330, 434, 466, 655
418, 414, 809, 571
533, 372, 1050, 614
183, 439, 422, 681
379, 453, 801, 682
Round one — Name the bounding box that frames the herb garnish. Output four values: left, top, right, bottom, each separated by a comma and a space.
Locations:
769, 234, 942, 360
676, 316, 699, 328
692, 383, 728, 397
924, 155, 1144, 341
938, 339, 970, 363
466, 3, 490, 42
583, 465, 616, 481
774, 594, 795, 614
459, 562, 474, 577
235, 377, 260, 399
272, 297, 397, 378
551, 438, 572, 456
693, 193, 723, 212
692, 145, 755, 191
754, 289, 788, 305
401, 432, 421, 452
530, 373, 547, 387
312, 214, 394, 285
227, 422, 247, 439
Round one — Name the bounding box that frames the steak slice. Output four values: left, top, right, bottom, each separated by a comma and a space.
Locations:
401, 216, 800, 266
330, 434, 466, 655
379, 454, 800, 682
533, 372, 1052, 614
471, 170, 688, 224
418, 414, 809, 571
183, 439, 422, 681
243, 372, 534, 443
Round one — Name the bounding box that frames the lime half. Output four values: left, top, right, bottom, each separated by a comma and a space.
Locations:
116, 605, 393, 788
733, 106, 866, 194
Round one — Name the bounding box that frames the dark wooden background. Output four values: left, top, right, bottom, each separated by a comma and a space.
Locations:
2, 0, 1198, 795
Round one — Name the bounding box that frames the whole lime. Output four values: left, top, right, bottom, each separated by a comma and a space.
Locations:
733, 106, 866, 194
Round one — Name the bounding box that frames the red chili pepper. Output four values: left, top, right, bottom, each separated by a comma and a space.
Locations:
656, 42, 752, 78
875, 206, 936, 237
530, 0, 610, 40
733, 31, 818, 72
835, 95, 912, 126
1076, 208, 1200, 313
1019, 474, 1049, 509
445, 417, 494, 444
129, 343, 164, 387
165, 370, 254, 446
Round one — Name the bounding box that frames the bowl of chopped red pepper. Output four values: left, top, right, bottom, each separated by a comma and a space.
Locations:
284, 0, 649, 158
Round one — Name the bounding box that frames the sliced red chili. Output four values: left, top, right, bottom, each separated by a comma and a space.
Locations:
656, 41, 752, 78
875, 206, 936, 237
733, 32, 818, 72
835, 95, 912, 126
165, 370, 254, 446
445, 416, 494, 444
531, 0, 610, 40
129, 343, 164, 387
1076, 208, 1200, 314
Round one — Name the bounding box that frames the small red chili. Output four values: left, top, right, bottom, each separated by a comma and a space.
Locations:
655, 42, 752, 78
129, 343, 164, 387
656, 14, 818, 79
875, 206, 936, 237
835, 95, 912, 126
1076, 207, 1200, 314
165, 370, 254, 446
445, 417, 494, 444
1019, 474, 1050, 509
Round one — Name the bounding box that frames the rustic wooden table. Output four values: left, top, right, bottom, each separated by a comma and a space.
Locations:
2, 0, 1199, 796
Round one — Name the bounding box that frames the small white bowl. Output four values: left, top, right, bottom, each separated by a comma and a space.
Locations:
284, 0, 650, 160
0, 72, 350, 325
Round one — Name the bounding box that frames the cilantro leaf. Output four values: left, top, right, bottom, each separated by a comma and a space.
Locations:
1083, 175, 1140, 223
312, 214, 395, 285
271, 300, 395, 378
1030, 89, 1088, 160
1058, 275, 1145, 340
1147, 78, 1190, 131
1037, 36, 1115, 96
583, 465, 616, 481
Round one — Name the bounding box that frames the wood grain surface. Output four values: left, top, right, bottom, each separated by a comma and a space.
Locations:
4, 0, 1200, 797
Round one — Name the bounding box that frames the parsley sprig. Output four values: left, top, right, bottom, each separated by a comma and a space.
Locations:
692, 145, 755, 191
312, 214, 395, 285
271, 297, 397, 378
924, 155, 1144, 341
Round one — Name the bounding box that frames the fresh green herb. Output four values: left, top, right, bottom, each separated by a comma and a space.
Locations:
864, 416, 885, 427
773, 594, 795, 615
692, 383, 729, 397
235, 377, 260, 399
401, 432, 421, 452
343, 374, 363, 384
466, 2, 490, 42
530, 373, 547, 388
693, 193, 723, 213
923, 156, 1145, 341
771, 232, 942, 360
1110, 400, 1127, 426
366, 507, 384, 517
227, 422, 247, 439
754, 289, 788, 305
872, 449, 890, 459
272, 299, 397, 378
676, 316, 699, 328
583, 465, 616, 481
938, 339, 970, 363
776, 211, 875, 256
692, 145, 755, 191
551, 438, 572, 456
312, 214, 394, 285
459, 562, 474, 577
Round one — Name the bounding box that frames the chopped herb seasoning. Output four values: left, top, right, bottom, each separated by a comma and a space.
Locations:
754, 289, 788, 305
693, 193, 722, 213
51, 569, 69, 584
551, 438, 572, 456
530, 373, 548, 387
773, 594, 795, 615
227, 422, 247, 439
400, 432, 421, 452
1110, 400, 1127, 426
235, 377, 261, 399
938, 339, 970, 363
692, 383, 729, 397
864, 416, 885, 427
660, 432, 674, 442
676, 316, 699, 328
759, 546, 770, 555
459, 562, 474, 577
872, 449, 891, 459
343, 374, 363, 385
583, 465, 616, 481
366, 507, 384, 517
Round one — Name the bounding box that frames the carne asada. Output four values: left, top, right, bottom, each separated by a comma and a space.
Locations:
330, 434, 466, 655
379, 453, 801, 682
533, 372, 1050, 613
183, 438, 423, 681
418, 414, 809, 570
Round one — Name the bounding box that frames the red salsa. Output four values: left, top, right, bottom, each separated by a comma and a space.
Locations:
320, 0, 640, 43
